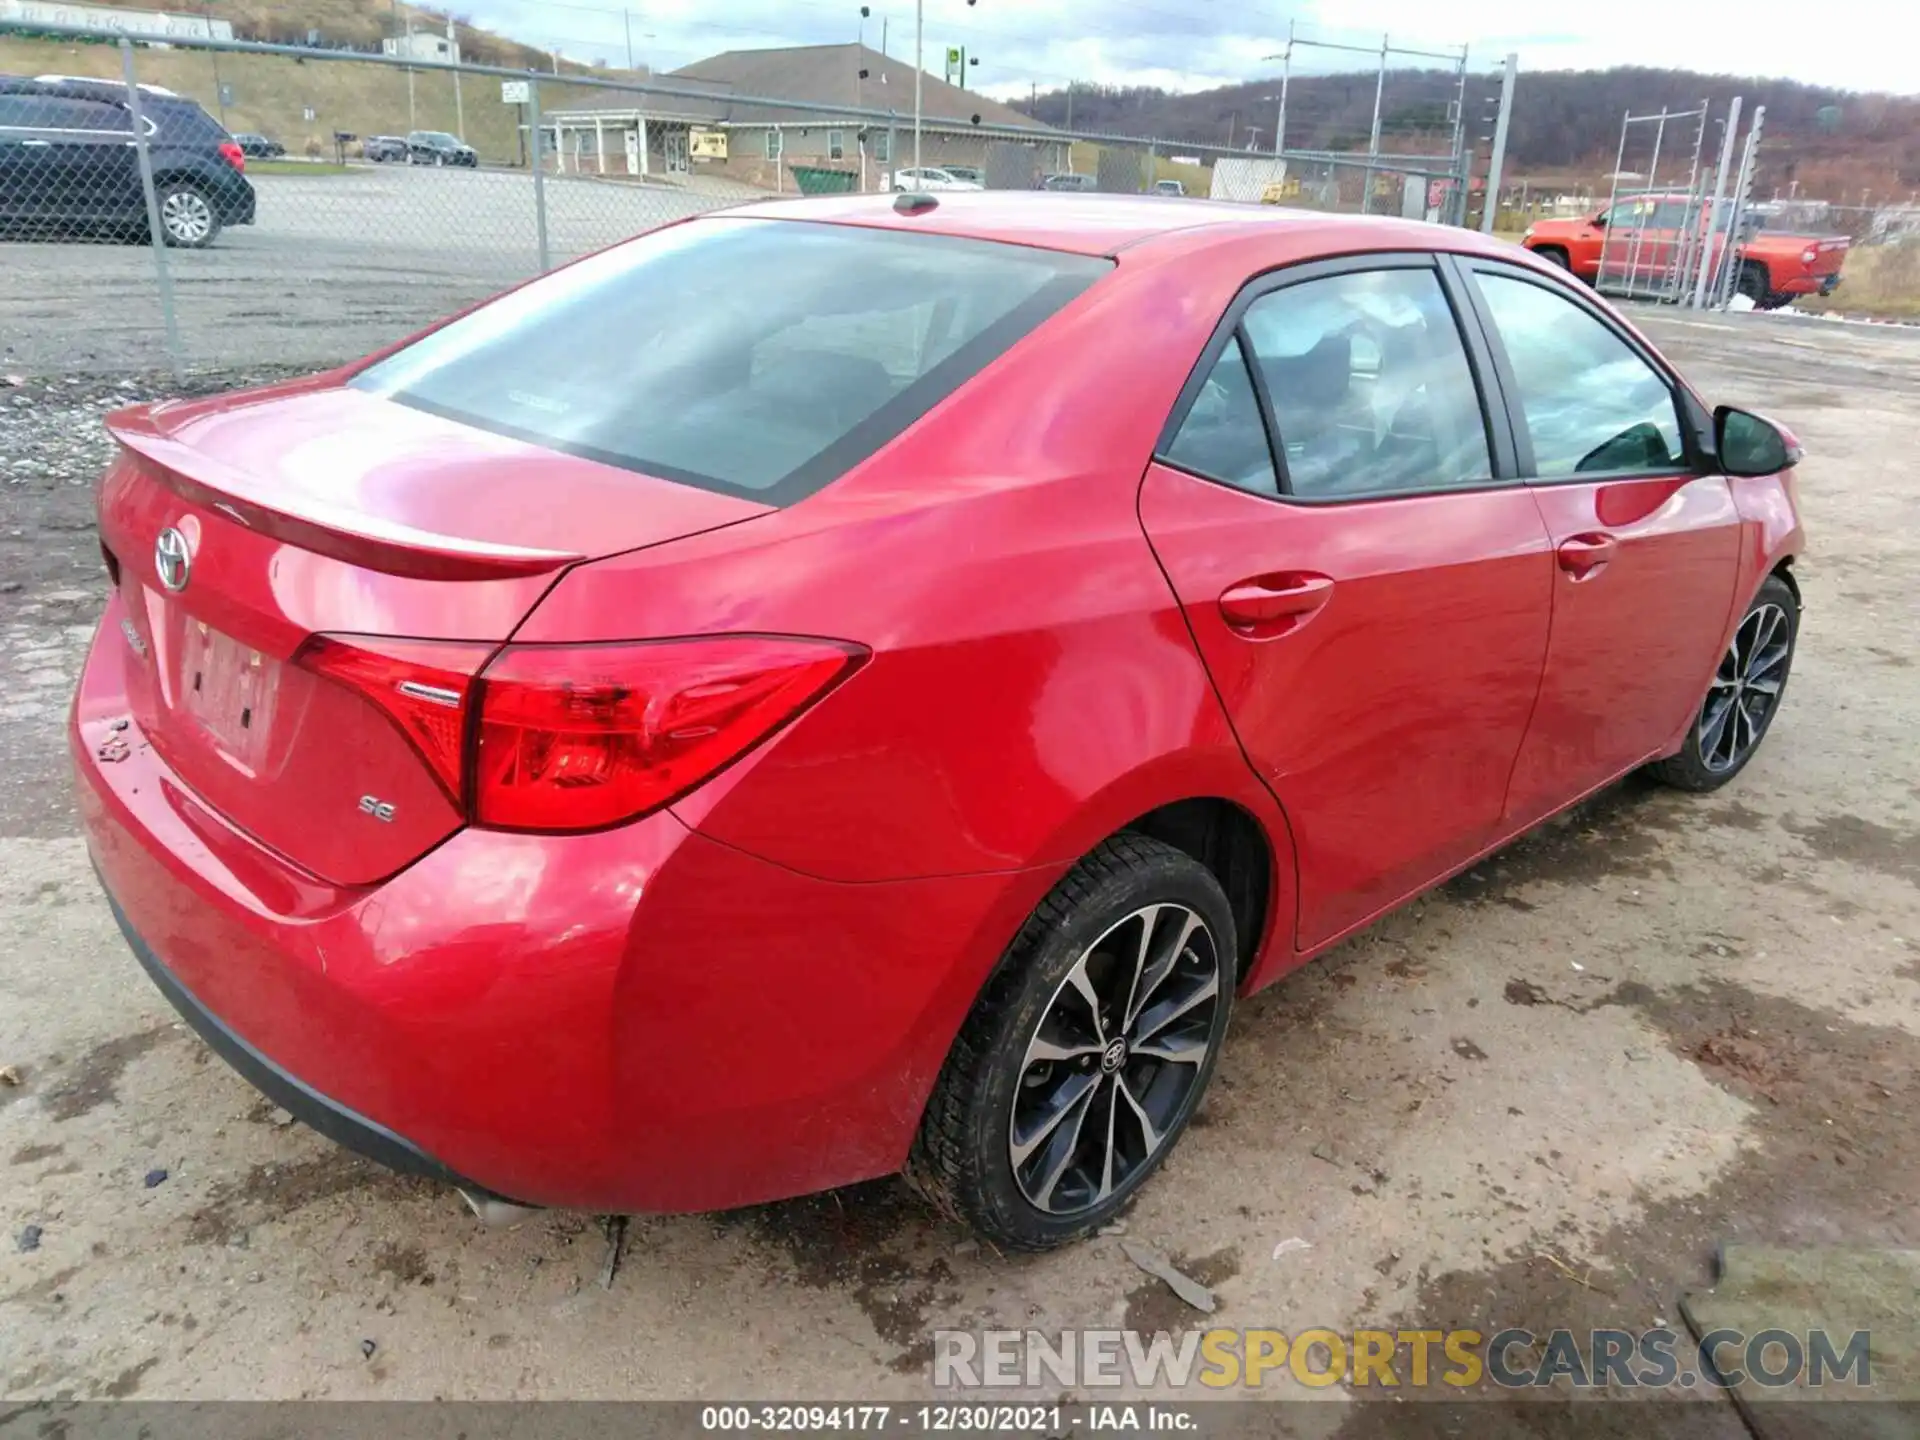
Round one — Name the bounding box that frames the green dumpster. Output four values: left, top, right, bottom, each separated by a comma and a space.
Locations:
791, 166, 859, 196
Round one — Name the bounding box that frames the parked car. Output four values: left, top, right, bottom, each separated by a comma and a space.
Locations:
1523, 192, 1849, 308
1153, 178, 1186, 196
407, 129, 477, 167
0, 74, 255, 247
943, 165, 983, 185
362, 134, 409, 163
1042, 171, 1098, 192
232, 132, 283, 159
76, 196, 1804, 1249
886, 165, 981, 192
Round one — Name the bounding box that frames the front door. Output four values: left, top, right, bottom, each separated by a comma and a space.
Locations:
1461, 261, 1742, 827
664, 129, 689, 177
1140, 258, 1554, 950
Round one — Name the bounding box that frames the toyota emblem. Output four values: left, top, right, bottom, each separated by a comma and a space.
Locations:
154, 526, 192, 592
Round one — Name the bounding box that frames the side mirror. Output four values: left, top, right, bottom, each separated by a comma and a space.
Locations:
1715, 406, 1801, 477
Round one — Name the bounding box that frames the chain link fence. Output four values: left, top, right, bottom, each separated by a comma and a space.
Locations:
1, 21, 1491, 378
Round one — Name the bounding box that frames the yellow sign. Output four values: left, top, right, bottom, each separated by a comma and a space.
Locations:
689, 128, 728, 159
1259, 178, 1298, 204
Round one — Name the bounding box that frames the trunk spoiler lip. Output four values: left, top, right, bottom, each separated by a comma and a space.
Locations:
105, 407, 584, 582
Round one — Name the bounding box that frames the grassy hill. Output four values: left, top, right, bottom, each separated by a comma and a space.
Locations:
1, 3, 636, 165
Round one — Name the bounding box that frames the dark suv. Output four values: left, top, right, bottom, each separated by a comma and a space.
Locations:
406, 130, 477, 167
0, 75, 255, 247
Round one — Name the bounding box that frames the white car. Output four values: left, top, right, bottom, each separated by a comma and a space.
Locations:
888, 166, 985, 193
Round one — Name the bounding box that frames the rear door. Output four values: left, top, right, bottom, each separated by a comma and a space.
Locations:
1139, 255, 1554, 950
1453, 258, 1741, 828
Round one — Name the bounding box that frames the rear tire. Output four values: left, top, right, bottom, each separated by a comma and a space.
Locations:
1736, 262, 1771, 306
1649, 575, 1798, 792
906, 835, 1235, 1251
156, 180, 219, 248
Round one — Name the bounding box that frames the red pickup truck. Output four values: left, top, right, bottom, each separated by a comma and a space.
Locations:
1523, 193, 1848, 308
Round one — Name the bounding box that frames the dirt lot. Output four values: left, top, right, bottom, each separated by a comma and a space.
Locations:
2, 312, 1917, 1425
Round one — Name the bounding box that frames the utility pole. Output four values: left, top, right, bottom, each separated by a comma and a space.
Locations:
203, 0, 227, 128
405, 11, 416, 132
1361, 31, 1387, 214
1065, 81, 1073, 131
448, 13, 464, 139
913, 0, 923, 169
1272, 20, 1292, 155
1478, 52, 1518, 234
624, 9, 634, 70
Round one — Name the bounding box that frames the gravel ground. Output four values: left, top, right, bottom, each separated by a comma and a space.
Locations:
0, 167, 744, 376
0, 312, 1916, 1425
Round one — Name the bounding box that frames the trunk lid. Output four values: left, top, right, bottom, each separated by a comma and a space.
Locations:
96, 384, 770, 886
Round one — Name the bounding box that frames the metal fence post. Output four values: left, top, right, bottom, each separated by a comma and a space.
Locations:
528, 73, 551, 273
1478, 54, 1517, 235
1693, 96, 1741, 309
120, 39, 183, 376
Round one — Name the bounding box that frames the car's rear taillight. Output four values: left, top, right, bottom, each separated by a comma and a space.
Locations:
218, 141, 246, 172
296, 634, 494, 802
296, 632, 865, 832
472, 637, 866, 832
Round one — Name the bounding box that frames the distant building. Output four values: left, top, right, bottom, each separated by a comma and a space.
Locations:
0, 0, 233, 41
543, 42, 1065, 189
381, 31, 458, 63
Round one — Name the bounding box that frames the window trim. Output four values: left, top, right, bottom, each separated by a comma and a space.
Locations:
1154, 251, 1518, 507
1449, 255, 1707, 483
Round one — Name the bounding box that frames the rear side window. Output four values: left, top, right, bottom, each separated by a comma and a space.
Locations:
151, 100, 228, 143
1473, 271, 1685, 477
353, 218, 1108, 502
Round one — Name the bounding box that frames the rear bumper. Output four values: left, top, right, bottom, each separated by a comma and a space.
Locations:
72, 604, 1055, 1212
98, 874, 527, 1205
1775, 272, 1842, 296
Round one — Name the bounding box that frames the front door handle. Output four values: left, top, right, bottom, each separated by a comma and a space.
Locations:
1219, 573, 1334, 636
1557, 532, 1619, 578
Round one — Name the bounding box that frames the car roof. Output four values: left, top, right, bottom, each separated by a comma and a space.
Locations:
720, 190, 1521, 262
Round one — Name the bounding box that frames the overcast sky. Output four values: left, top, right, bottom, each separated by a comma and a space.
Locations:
472, 0, 1918, 97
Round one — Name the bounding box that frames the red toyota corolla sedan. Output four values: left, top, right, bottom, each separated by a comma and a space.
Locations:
73, 193, 1804, 1250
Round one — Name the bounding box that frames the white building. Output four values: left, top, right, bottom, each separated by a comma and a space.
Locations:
0, 0, 233, 41
381, 31, 458, 63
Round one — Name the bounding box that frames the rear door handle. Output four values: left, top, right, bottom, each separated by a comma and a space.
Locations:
1556, 532, 1618, 578
1219, 573, 1334, 635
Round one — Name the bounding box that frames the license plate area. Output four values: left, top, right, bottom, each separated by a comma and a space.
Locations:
178, 617, 282, 771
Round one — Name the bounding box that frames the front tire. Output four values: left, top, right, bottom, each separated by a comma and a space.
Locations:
1534, 245, 1571, 271
907, 835, 1235, 1251
1649, 575, 1798, 792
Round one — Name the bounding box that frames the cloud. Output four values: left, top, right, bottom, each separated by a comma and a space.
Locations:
473, 0, 1916, 98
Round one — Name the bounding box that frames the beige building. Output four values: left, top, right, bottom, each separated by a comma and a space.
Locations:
545, 42, 1066, 191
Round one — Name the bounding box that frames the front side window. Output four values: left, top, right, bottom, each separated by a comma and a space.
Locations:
352, 217, 1109, 502
1238, 268, 1492, 500
1474, 270, 1685, 477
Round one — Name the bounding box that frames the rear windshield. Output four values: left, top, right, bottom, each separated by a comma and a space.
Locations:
351, 217, 1109, 503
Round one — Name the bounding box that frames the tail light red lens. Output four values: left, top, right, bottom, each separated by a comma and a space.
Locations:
218, 141, 246, 172
295, 635, 494, 802
472, 637, 866, 832
298, 632, 865, 833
